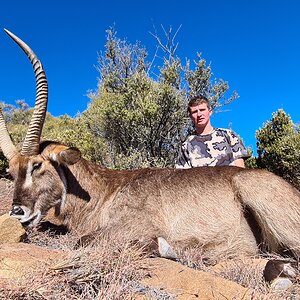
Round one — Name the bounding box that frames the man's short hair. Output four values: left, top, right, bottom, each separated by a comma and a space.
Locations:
188, 95, 211, 113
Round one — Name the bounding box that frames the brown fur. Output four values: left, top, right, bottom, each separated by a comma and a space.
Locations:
8, 142, 300, 261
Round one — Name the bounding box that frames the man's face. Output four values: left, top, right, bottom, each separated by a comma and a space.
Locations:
189, 103, 212, 129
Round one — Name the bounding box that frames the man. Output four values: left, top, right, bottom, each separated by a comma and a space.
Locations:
175, 95, 249, 168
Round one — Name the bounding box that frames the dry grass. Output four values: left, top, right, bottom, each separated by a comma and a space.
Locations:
0, 227, 176, 299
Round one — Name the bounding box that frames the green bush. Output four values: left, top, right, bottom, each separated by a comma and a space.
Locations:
255, 109, 300, 189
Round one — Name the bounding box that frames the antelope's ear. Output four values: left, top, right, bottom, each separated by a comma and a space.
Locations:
58, 146, 81, 165
40, 142, 81, 165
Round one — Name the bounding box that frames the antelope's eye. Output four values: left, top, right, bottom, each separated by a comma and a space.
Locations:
31, 162, 42, 174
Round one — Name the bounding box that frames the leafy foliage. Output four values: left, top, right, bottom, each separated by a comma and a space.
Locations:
0, 153, 8, 177
254, 109, 300, 189
184, 53, 239, 110
42, 114, 103, 163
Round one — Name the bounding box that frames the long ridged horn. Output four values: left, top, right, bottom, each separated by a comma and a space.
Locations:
4, 29, 48, 156
0, 108, 18, 160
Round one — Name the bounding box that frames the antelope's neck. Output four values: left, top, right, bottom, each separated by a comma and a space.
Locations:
57, 159, 131, 233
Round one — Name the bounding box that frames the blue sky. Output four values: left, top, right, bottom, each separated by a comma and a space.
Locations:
0, 0, 299, 155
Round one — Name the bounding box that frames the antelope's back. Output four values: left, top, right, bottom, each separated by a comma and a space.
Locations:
111, 165, 244, 217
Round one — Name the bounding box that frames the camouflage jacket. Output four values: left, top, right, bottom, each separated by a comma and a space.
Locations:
175, 128, 250, 168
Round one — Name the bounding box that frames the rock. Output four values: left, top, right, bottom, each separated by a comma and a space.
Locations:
0, 214, 26, 244
270, 277, 293, 290
263, 259, 299, 290
264, 259, 298, 281
0, 242, 65, 288
142, 258, 261, 299
157, 237, 178, 260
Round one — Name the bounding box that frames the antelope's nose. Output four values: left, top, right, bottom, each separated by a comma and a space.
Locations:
10, 205, 25, 216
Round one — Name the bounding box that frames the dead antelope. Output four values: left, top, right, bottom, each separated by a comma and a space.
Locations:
1, 29, 300, 262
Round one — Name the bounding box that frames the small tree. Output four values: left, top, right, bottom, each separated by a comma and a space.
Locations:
85, 26, 239, 169
255, 109, 300, 189
184, 54, 239, 110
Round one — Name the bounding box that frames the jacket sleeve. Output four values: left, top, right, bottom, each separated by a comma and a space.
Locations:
175, 142, 192, 169
226, 130, 251, 160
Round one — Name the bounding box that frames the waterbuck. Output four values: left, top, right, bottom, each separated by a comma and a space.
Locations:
1, 29, 300, 262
